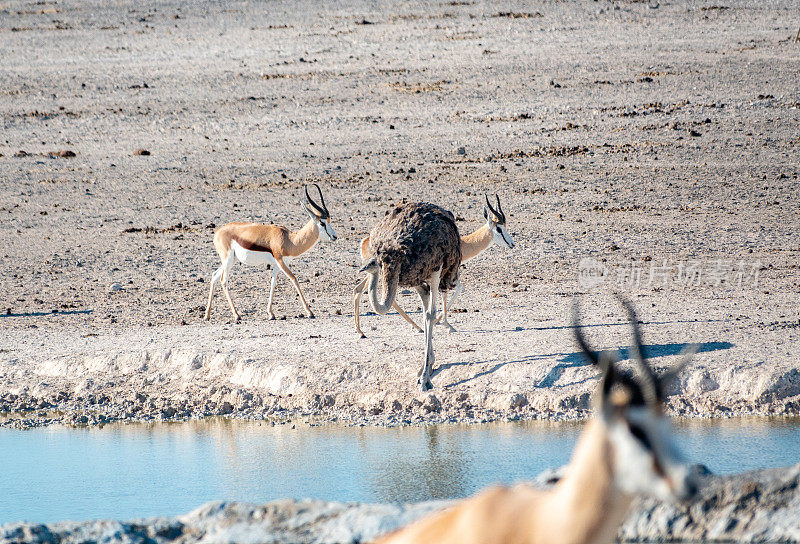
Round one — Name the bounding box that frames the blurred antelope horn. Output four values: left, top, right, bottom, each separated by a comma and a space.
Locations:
617, 295, 659, 407
572, 300, 600, 366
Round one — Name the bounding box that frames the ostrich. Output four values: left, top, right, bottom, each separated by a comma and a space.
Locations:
359, 202, 461, 391
353, 194, 514, 336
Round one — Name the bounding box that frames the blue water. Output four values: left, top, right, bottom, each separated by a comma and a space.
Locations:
0, 417, 798, 524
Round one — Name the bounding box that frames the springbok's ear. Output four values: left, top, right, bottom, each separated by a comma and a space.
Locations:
483, 206, 490, 220
359, 236, 371, 259
301, 202, 318, 218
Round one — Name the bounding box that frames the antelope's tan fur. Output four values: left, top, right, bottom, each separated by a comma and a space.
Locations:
204, 185, 335, 321
374, 418, 631, 544
213, 220, 320, 259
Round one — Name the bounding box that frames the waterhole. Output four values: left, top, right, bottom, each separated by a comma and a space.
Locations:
1, 417, 798, 523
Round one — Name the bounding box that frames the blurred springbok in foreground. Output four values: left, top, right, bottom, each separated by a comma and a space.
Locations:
204, 184, 336, 322
354, 194, 513, 337
374, 297, 699, 544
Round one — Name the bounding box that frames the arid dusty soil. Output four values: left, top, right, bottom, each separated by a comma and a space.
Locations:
1, 0, 799, 427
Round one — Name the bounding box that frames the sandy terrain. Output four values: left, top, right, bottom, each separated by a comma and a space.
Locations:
1, 0, 799, 428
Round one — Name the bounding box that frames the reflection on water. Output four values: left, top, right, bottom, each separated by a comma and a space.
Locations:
368, 426, 469, 502
0, 417, 797, 524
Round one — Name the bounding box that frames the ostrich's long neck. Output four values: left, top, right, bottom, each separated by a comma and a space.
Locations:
460, 224, 492, 262
285, 219, 319, 257
367, 264, 399, 315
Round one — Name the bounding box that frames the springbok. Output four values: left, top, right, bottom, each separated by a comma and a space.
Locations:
353, 194, 514, 337
203, 184, 336, 322
374, 298, 699, 543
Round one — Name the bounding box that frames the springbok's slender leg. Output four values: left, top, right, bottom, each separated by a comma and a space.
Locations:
355, 277, 423, 337
219, 255, 240, 322
437, 282, 461, 333
204, 262, 225, 321
417, 268, 441, 392
274, 256, 314, 318
266, 266, 279, 320
393, 302, 423, 333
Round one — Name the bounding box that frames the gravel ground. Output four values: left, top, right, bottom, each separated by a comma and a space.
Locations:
1, 0, 799, 428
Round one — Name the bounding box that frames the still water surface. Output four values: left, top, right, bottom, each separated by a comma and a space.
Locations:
1, 417, 798, 524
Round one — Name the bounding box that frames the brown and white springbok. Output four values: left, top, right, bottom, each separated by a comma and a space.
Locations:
203, 184, 336, 322
373, 298, 699, 544
353, 195, 514, 337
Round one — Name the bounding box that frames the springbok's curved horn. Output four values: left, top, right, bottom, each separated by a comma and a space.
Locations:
485, 194, 502, 222
617, 295, 659, 407
304, 184, 329, 218
312, 183, 328, 215
494, 194, 506, 223
572, 300, 599, 366
304, 184, 318, 211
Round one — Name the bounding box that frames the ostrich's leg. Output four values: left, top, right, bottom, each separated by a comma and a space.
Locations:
418, 269, 441, 391
414, 284, 431, 386
353, 277, 368, 337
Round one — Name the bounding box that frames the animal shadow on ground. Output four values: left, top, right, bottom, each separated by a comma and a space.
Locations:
539, 341, 735, 388
460, 316, 725, 336
0, 309, 93, 318
439, 337, 734, 389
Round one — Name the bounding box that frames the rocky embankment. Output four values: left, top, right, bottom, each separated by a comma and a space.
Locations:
2, 319, 800, 430
3, 464, 799, 544
1, 349, 799, 430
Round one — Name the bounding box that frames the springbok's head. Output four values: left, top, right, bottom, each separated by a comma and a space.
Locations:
573, 297, 700, 502
302, 184, 337, 242
483, 194, 514, 250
